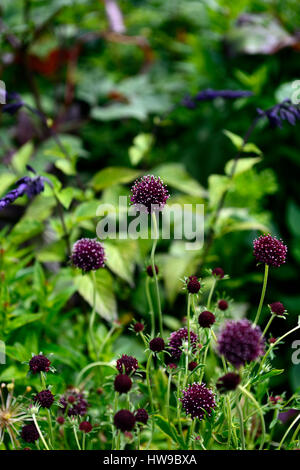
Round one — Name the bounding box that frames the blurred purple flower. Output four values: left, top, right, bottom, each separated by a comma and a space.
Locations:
195, 89, 253, 101
1, 92, 24, 115
257, 99, 300, 128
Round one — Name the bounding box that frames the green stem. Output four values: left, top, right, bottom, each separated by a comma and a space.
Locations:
151, 212, 163, 338
278, 413, 300, 450
235, 395, 245, 450
82, 433, 86, 450
199, 330, 210, 382
207, 278, 216, 310
226, 395, 232, 449
73, 425, 81, 450
262, 313, 276, 337
145, 277, 155, 338
254, 264, 269, 326
166, 372, 172, 423
187, 294, 191, 353
32, 414, 49, 450
146, 353, 154, 411
239, 385, 265, 450
89, 270, 98, 360
76, 361, 116, 386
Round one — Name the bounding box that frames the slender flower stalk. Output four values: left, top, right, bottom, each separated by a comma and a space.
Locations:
239, 385, 265, 450
235, 395, 245, 450
89, 270, 98, 361
151, 212, 163, 338
262, 313, 276, 337
278, 413, 300, 450
207, 278, 216, 310
31, 414, 49, 450
73, 424, 81, 450
254, 264, 269, 326
145, 277, 155, 337
146, 353, 154, 411
186, 294, 191, 353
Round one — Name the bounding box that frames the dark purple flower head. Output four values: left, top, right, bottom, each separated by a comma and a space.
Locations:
59, 390, 88, 417
114, 374, 132, 394
130, 175, 169, 213
135, 408, 149, 425
0, 175, 45, 210
195, 89, 252, 102
257, 99, 300, 129
186, 276, 201, 294
218, 299, 228, 311
181, 95, 196, 109
114, 409, 136, 432
146, 264, 159, 277
57, 416, 65, 425
29, 354, 51, 374
269, 302, 286, 316
21, 423, 39, 443
79, 421, 92, 433
198, 311, 216, 328
217, 319, 265, 368
71, 238, 105, 272
133, 322, 144, 333
216, 373, 241, 393
181, 383, 216, 420
253, 234, 287, 267
188, 361, 198, 371
1, 91, 24, 115
149, 337, 165, 353
116, 355, 138, 375
34, 389, 54, 409
212, 267, 224, 278
168, 327, 198, 361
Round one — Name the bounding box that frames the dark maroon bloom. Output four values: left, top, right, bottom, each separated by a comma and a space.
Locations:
57, 416, 65, 425
29, 354, 51, 374
59, 390, 88, 417
114, 374, 132, 394
130, 175, 169, 213
134, 322, 144, 333
216, 373, 241, 393
269, 337, 277, 344
168, 363, 178, 370
253, 234, 287, 267
212, 267, 224, 278
21, 423, 39, 443
218, 300, 228, 311
187, 276, 201, 294
149, 337, 165, 353
34, 389, 54, 409
146, 264, 159, 277
269, 302, 285, 316
135, 408, 149, 425
188, 361, 198, 371
198, 311, 215, 328
71, 238, 105, 272
269, 396, 282, 405
168, 327, 198, 361
217, 319, 265, 368
116, 355, 138, 375
114, 409, 136, 432
181, 383, 216, 420
79, 421, 93, 433
257, 99, 300, 129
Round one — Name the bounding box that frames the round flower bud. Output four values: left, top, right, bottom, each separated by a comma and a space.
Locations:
134, 322, 144, 333
216, 373, 241, 393
114, 374, 132, 394
60, 390, 88, 417
21, 423, 39, 443
146, 264, 159, 277
57, 416, 65, 425
253, 234, 287, 267
218, 299, 228, 311
29, 354, 51, 374
181, 383, 216, 420
149, 337, 165, 353
114, 409, 136, 432
168, 327, 198, 361
135, 408, 149, 425
71, 238, 105, 272
130, 175, 169, 213
188, 361, 197, 371
198, 311, 216, 328
116, 355, 138, 375
269, 302, 285, 316
212, 267, 224, 278
187, 276, 201, 294
34, 389, 54, 409
79, 421, 93, 433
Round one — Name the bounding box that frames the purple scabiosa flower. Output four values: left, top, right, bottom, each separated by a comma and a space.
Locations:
186, 276, 201, 294
198, 311, 215, 328
188, 361, 198, 371
29, 354, 51, 374
181, 95, 196, 109
133, 322, 144, 333
59, 389, 88, 417
212, 267, 224, 278
0, 173, 45, 210
79, 421, 92, 433
181, 383, 216, 420
130, 175, 169, 213
269, 302, 286, 316
20, 423, 39, 443
195, 89, 252, 102
216, 373, 241, 393
257, 99, 300, 129
217, 319, 265, 368
135, 408, 149, 425
146, 264, 159, 277
116, 355, 138, 375
114, 410, 136, 432
34, 390, 54, 409
114, 374, 132, 394
218, 299, 228, 311
168, 327, 198, 361
253, 234, 287, 267
149, 337, 165, 353
71, 238, 105, 272
56, 416, 65, 425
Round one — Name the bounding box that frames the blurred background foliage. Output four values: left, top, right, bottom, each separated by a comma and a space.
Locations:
0, 0, 300, 399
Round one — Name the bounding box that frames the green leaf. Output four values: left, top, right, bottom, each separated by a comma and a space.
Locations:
129, 133, 154, 166
74, 269, 117, 321
225, 157, 262, 176
11, 141, 34, 173
105, 240, 138, 287
287, 200, 300, 237
251, 369, 284, 385
6, 313, 43, 334
57, 187, 76, 209
153, 163, 206, 197
91, 167, 141, 191
223, 130, 262, 155
0, 172, 17, 198
74, 200, 101, 221
154, 415, 186, 448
